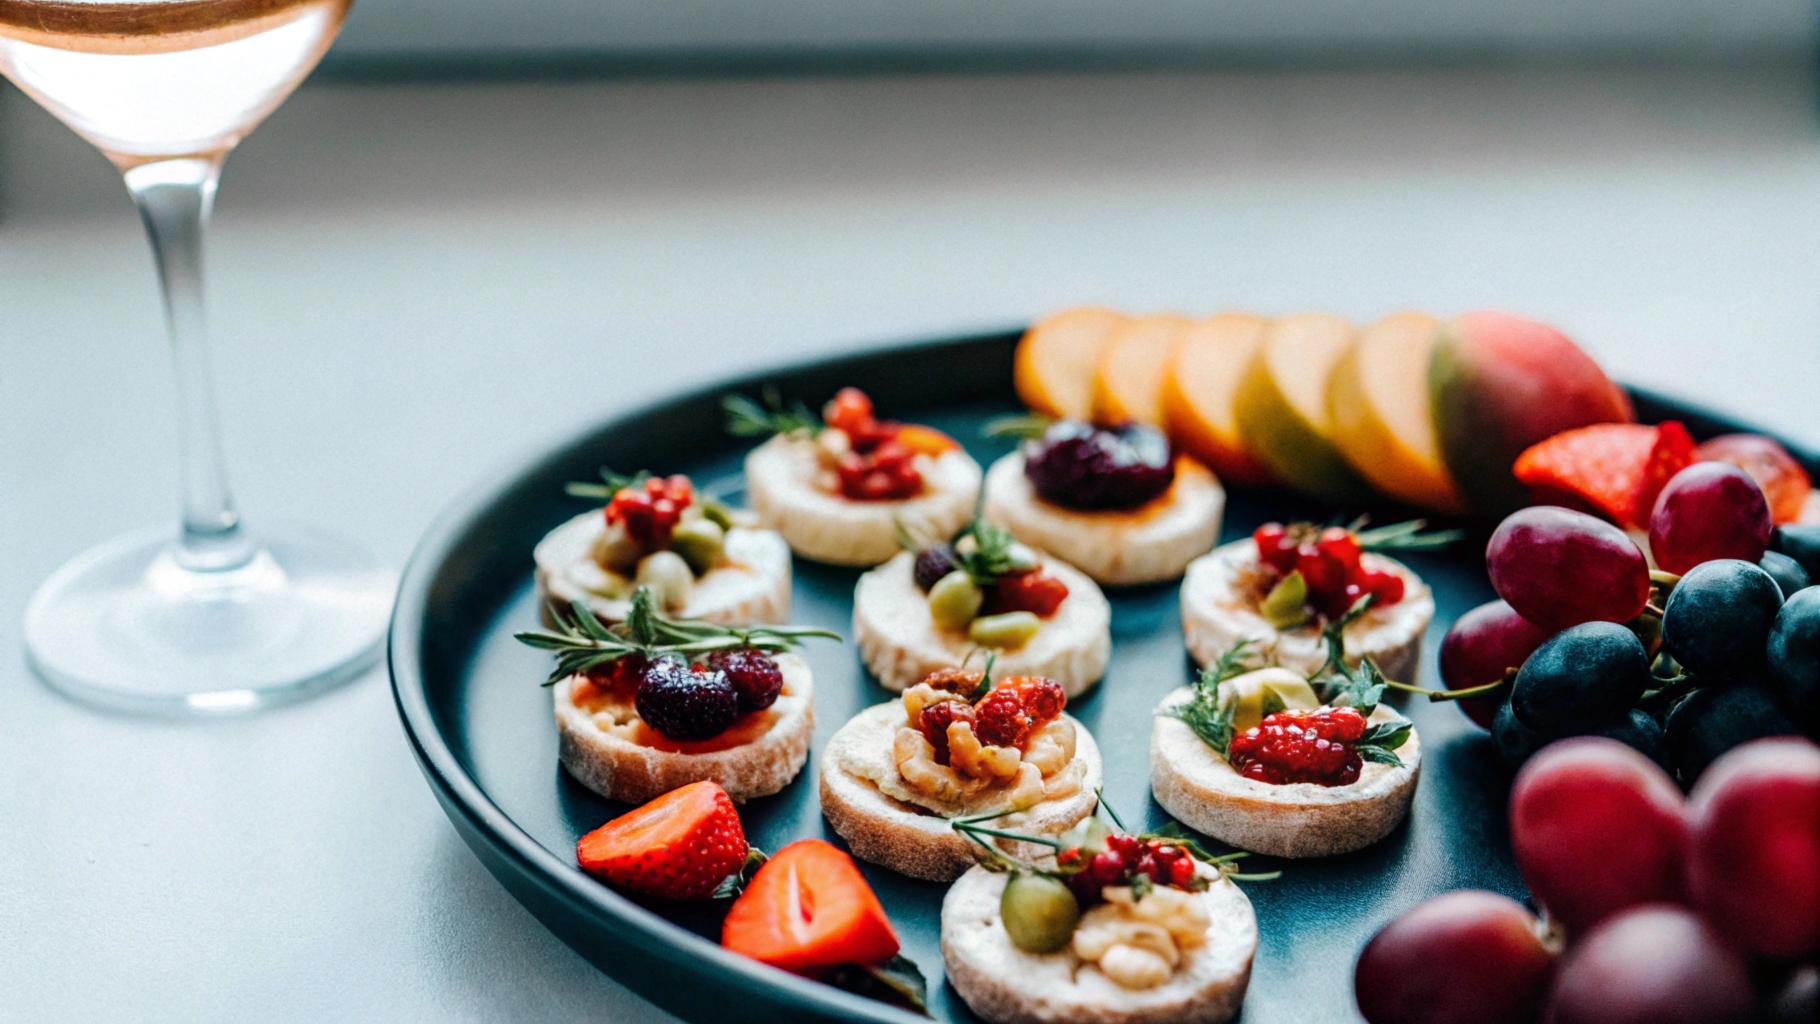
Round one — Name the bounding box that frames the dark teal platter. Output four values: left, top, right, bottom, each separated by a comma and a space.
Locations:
389, 330, 1804, 1024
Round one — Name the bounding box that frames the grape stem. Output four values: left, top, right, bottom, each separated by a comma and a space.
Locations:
1381, 677, 1507, 703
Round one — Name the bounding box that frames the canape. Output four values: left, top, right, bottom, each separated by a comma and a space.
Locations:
535, 470, 791, 626
821, 669, 1103, 881
1151, 640, 1421, 858
853, 519, 1112, 696
941, 815, 1259, 1024
1180, 520, 1443, 683
517, 588, 838, 804
729, 386, 982, 566
982, 418, 1224, 586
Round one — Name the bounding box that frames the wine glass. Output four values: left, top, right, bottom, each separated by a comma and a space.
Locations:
1, 0, 392, 713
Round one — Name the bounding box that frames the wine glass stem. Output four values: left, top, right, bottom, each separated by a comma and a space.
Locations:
123, 156, 252, 573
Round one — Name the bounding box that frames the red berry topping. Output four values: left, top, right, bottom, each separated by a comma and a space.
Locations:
823, 387, 875, 435
983, 569, 1070, 618
972, 676, 1067, 747
635, 657, 739, 741
1227, 706, 1371, 786
917, 698, 976, 766
1255, 522, 1297, 574
706, 647, 784, 713
1252, 521, 1410, 623
585, 652, 649, 695
606, 474, 695, 548
837, 439, 923, 501
1168, 852, 1196, 888
577, 781, 749, 901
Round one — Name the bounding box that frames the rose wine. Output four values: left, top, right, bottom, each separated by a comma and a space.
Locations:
0, 0, 350, 167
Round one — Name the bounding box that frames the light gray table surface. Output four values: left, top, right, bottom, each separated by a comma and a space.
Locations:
2, 60, 1818, 1023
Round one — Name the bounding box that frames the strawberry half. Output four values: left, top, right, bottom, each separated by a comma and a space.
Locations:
576, 780, 748, 901
722, 839, 900, 974
1513, 421, 1695, 530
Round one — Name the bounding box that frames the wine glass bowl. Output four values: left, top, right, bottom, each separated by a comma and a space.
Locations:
3, 0, 391, 713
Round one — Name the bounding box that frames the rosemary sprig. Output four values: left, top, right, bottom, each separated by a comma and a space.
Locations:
953, 517, 1027, 587
1351, 517, 1466, 553
514, 587, 841, 686
723, 387, 821, 439
563, 465, 651, 502
1165, 639, 1260, 756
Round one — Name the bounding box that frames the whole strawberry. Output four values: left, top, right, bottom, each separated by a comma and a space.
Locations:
576, 780, 748, 901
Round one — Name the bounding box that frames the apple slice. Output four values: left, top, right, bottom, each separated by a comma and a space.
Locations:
1091, 313, 1192, 427
1160, 312, 1277, 486
1328, 312, 1467, 513
1220, 667, 1322, 734
1235, 313, 1374, 503
1014, 306, 1128, 420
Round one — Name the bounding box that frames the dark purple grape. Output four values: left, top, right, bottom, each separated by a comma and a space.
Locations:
1648, 462, 1773, 575
1510, 622, 1650, 738
1354, 890, 1555, 1024
1440, 599, 1553, 729
706, 647, 783, 712
1023, 419, 1175, 511
1492, 700, 1545, 771
635, 657, 739, 740
1486, 506, 1650, 632
1761, 551, 1811, 600
912, 543, 960, 592
1666, 684, 1799, 786
1660, 559, 1782, 680
1590, 708, 1669, 771
1772, 523, 1820, 578
1768, 586, 1820, 731
1542, 905, 1754, 1024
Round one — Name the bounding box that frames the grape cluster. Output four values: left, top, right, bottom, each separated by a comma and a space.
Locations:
1450, 466, 1820, 784
1355, 736, 1820, 1024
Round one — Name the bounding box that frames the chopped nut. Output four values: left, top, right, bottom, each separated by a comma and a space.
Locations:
1021, 718, 1076, 776
947, 721, 1023, 781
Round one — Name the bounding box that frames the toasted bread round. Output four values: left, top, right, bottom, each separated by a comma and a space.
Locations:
534, 510, 792, 626
743, 434, 982, 566
1180, 539, 1433, 683
983, 453, 1224, 586
1150, 689, 1421, 858
553, 653, 813, 804
853, 551, 1112, 696
941, 865, 1257, 1024
820, 702, 1103, 881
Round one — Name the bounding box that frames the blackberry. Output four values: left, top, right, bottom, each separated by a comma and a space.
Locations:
635, 657, 739, 740
1022, 419, 1174, 511
912, 543, 960, 592
707, 647, 784, 713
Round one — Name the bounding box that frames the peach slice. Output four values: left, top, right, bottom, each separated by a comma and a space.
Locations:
1014, 307, 1128, 420
1161, 312, 1277, 486
1235, 313, 1374, 503
1091, 313, 1193, 427
1329, 311, 1467, 513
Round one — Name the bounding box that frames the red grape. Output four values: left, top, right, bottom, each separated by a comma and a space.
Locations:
1695, 433, 1813, 526
1542, 905, 1754, 1024
1354, 890, 1556, 1024
1685, 736, 1820, 960
1510, 738, 1689, 935
1487, 506, 1651, 632
1648, 462, 1773, 575
1440, 599, 1554, 728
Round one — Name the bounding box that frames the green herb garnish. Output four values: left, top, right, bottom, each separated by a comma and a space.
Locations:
723, 387, 821, 439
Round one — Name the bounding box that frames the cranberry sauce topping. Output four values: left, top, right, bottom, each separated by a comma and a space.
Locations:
1227, 706, 1369, 786
1023, 420, 1175, 511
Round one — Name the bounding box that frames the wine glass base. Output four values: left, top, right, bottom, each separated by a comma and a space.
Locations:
23, 524, 395, 715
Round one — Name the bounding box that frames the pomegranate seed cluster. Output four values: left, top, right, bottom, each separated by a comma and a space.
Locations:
1254, 522, 1406, 620
824, 388, 924, 501
1057, 833, 1199, 905
606, 475, 694, 548
1227, 706, 1371, 787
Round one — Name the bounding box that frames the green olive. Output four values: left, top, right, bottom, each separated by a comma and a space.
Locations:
635, 551, 694, 611
969, 611, 1041, 649
669, 518, 726, 575
1000, 871, 1080, 954
1259, 569, 1311, 629
928, 571, 984, 631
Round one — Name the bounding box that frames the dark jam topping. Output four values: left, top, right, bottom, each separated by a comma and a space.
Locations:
706, 647, 784, 713
634, 657, 740, 740
1023, 420, 1175, 511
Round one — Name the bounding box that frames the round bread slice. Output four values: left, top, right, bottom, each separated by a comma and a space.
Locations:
820, 702, 1103, 881
1150, 688, 1421, 858
553, 652, 813, 804
853, 551, 1111, 696
1179, 539, 1433, 683
744, 433, 982, 566
982, 453, 1224, 586
941, 865, 1257, 1024
534, 510, 792, 626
